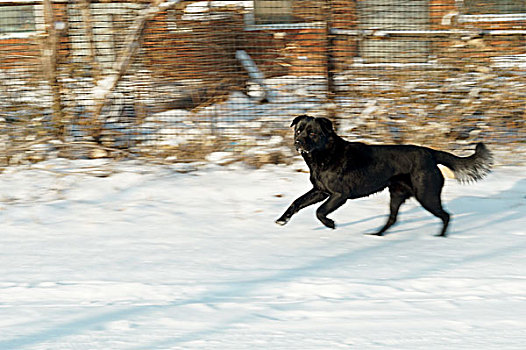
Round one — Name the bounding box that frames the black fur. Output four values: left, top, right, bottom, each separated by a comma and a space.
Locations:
276, 115, 493, 237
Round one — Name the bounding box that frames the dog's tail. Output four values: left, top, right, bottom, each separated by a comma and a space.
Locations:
433, 143, 493, 183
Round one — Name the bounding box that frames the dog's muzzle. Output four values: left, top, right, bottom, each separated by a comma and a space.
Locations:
294, 139, 310, 154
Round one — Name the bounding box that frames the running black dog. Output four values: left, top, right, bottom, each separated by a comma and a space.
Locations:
276, 115, 493, 236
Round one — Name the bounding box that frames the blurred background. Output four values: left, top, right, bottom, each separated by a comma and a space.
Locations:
0, 0, 524, 166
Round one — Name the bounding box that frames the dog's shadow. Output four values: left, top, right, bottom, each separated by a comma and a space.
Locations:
334, 178, 526, 236
336, 214, 386, 229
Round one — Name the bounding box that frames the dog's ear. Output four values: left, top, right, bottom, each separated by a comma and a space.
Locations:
317, 117, 334, 134
290, 114, 309, 127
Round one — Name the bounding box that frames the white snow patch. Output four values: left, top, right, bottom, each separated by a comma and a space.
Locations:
0, 159, 525, 349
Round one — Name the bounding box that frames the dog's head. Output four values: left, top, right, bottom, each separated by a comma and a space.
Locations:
290, 115, 335, 154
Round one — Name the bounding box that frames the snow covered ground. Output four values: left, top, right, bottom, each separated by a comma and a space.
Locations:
0, 159, 525, 349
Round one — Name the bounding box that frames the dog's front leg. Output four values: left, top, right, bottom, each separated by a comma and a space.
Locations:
276, 188, 328, 226
316, 194, 347, 229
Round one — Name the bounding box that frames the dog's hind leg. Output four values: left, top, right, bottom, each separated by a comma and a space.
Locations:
417, 195, 450, 237
413, 171, 451, 237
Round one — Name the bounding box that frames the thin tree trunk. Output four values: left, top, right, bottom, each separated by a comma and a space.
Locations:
79, 0, 101, 80
41, 0, 65, 137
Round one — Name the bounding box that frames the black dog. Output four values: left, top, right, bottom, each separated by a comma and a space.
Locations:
276, 115, 493, 236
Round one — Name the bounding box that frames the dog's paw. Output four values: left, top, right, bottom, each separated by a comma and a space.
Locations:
275, 218, 289, 226
322, 218, 336, 229
366, 232, 384, 237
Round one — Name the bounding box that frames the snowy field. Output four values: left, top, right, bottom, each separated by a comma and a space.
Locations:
0, 158, 525, 349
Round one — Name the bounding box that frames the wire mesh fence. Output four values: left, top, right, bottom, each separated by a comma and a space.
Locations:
0, 0, 525, 166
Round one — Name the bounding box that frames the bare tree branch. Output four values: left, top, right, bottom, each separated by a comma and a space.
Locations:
90, 0, 182, 138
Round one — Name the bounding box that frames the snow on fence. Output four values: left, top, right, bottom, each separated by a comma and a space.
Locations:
0, 0, 525, 166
